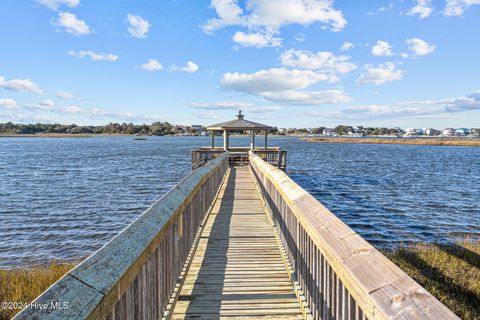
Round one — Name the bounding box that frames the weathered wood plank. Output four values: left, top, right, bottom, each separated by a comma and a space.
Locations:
15, 153, 230, 320
171, 167, 304, 320
249, 151, 459, 320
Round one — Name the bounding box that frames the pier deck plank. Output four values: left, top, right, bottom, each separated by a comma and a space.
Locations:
171, 166, 304, 320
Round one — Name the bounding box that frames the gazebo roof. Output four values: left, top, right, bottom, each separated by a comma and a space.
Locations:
206, 110, 273, 131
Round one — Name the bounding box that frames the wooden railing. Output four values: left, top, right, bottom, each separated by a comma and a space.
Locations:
191, 148, 225, 170
255, 149, 287, 170
192, 147, 287, 170
14, 153, 230, 320
249, 151, 458, 320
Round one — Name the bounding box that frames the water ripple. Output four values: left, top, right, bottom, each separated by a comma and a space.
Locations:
0, 136, 479, 268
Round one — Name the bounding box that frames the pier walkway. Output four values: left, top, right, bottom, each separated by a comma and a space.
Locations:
171, 167, 304, 319
15, 152, 459, 320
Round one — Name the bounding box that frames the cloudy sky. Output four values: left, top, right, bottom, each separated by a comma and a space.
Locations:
0, 0, 479, 128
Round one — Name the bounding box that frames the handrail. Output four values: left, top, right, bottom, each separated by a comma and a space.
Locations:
14, 152, 230, 320
192, 148, 287, 170
249, 151, 458, 320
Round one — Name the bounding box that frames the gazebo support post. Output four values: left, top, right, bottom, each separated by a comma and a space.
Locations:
264, 130, 268, 149
223, 130, 228, 151
211, 131, 215, 148
251, 130, 255, 151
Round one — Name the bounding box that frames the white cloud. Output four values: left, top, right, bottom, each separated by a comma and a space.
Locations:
3, 100, 164, 123
406, 38, 436, 56
58, 105, 83, 114
56, 90, 80, 100
193, 111, 218, 119
320, 90, 480, 120
127, 14, 151, 38
191, 101, 253, 110
279, 49, 356, 74
356, 62, 404, 85
40, 99, 55, 107
367, 2, 397, 15
0, 75, 44, 95
140, 59, 163, 71
190, 101, 281, 113
340, 41, 354, 51
371, 40, 393, 56
220, 68, 349, 105
261, 89, 351, 105
444, 0, 480, 16
233, 31, 282, 48
247, 105, 282, 113
37, 0, 80, 10
0, 98, 17, 110
407, 0, 433, 18
36, 0, 80, 10
172, 61, 199, 73
25, 103, 162, 122
53, 12, 90, 36
68, 50, 119, 61
202, 0, 347, 37
295, 33, 305, 42
221, 68, 336, 94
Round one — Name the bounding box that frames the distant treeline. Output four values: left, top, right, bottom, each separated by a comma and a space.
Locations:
0, 122, 176, 135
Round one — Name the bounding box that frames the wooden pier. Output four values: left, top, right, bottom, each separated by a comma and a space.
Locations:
15, 112, 459, 319
15, 151, 459, 320
170, 167, 304, 319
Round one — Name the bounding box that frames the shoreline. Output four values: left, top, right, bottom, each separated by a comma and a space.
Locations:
301, 137, 480, 147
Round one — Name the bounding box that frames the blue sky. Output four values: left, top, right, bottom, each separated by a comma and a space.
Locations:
0, 0, 479, 128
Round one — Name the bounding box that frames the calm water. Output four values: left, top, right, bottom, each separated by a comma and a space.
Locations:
0, 136, 479, 268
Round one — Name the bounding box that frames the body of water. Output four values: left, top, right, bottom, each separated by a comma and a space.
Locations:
0, 136, 479, 268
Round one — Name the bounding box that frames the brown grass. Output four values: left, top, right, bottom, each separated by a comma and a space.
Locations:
1, 241, 478, 319
301, 137, 480, 147
384, 239, 480, 319
0, 261, 76, 319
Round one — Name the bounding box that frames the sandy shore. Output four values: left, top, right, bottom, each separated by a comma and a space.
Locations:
301, 137, 480, 147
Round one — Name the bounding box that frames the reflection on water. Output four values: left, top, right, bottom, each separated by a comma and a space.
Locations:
0, 136, 479, 268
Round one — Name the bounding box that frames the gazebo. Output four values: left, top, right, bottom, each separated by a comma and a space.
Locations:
191, 111, 287, 170
206, 110, 272, 151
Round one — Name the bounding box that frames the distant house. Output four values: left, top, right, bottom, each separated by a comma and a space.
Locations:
455, 128, 470, 136
405, 128, 419, 136
424, 128, 440, 136
172, 125, 185, 134
191, 125, 203, 133
442, 128, 456, 136
323, 128, 335, 136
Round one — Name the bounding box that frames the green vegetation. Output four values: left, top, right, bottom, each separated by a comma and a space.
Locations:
0, 261, 76, 320
384, 239, 480, 319
0, 121, 175, 135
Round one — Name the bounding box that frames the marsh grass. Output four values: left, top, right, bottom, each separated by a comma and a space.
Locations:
302, 137, 480, 147
0, 241, 478, 319
384, 239, 480, 319
0, 261, 76, 320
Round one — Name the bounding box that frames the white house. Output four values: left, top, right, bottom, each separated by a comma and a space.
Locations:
405, 128, 419, 136
442, 128, 456, 136
323, 128, 335, 136
455, 128, 469, 136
